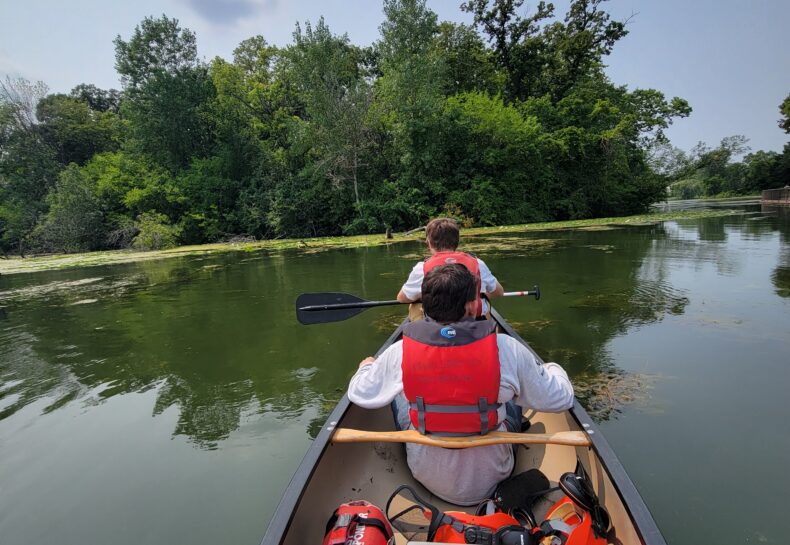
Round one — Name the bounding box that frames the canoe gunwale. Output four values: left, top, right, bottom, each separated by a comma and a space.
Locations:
261, 310, 667, 545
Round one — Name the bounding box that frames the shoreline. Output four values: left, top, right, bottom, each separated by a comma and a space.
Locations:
0, 208, 744, 276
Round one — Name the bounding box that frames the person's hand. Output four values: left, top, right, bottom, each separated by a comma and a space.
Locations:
358, 356, 375, 369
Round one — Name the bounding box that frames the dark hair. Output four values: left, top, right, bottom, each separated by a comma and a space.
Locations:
421, 264, 476, 323
425, 218, 460, 251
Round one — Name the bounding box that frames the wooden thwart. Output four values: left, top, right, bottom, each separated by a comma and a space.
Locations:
331, 428, 591, 448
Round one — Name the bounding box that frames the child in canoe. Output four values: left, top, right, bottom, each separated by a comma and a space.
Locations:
397, 217, 504, 317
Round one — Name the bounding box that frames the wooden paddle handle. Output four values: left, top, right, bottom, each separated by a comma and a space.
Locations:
331, 428, 591, 448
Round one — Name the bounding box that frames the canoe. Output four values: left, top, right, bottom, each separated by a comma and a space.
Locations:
261, 308, 666, 545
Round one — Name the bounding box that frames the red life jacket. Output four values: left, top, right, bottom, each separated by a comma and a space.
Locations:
321, 500, 393, 545
433, 511, 522, 544
423, 251, 484, 316
401, 318, 500, 435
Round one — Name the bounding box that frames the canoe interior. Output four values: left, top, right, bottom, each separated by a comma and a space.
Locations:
280, 403, 642, 545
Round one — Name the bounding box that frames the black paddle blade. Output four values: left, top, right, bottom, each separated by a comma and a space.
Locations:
295, 292, 367, 325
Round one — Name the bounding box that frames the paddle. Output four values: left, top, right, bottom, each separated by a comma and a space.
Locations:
296, 287, 540, 325
331, 428, 591, 448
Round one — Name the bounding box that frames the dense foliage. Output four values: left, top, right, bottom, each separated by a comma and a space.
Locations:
0, 1, 782, 255
657, 134, 790, 200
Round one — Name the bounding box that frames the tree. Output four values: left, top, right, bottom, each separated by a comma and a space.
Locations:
462, 0, 629, 102
114, 16, 214, 171
461, 0, 555, 101
780, 92, 790, 134
114, 16, 200, 90
70, 84, 122, 113
0, 77, 58, 256
37, 164, 106, 252
288, 18, 374, 211
375, 0, 446, 214
432, 22, 499, 96
36, 94, 120, 166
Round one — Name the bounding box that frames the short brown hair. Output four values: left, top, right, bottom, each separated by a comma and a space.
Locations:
425, 218, 459, 251
422, 264, 476, 322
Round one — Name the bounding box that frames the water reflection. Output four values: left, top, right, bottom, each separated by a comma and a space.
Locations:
1, 204, 788, 450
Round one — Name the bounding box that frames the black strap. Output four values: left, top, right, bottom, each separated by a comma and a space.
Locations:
351, 516, 393, 540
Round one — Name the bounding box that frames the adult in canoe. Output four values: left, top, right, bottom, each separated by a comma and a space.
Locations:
349, 264, 574, 505
396, 217, 504, 317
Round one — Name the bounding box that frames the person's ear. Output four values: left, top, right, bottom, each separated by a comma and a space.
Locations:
464, 300, 476, 317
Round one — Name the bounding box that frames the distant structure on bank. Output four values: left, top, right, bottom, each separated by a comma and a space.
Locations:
762, 187, 790, 205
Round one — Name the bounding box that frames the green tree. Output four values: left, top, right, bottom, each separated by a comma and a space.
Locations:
461, 0, 555, 101
37, 164, 107, 252
70, 84, 121, 113
0, 77, 58, 256
432, 22, 499, 95
114, 15, 214, 171
36, 94, 121, 166
780, 92, 790, 134
375, 0, 446, 222
288, 18, 374, 212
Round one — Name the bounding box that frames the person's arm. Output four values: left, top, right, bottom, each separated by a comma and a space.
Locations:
477, 260, 504, 298
397, 289, 416, 303
488, 281, 504, 299
497, 335, 574, 412
347, 341, 404, 409
396, 263, 424, 303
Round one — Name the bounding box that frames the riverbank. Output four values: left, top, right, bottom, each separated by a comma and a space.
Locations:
0, 208, 742, 275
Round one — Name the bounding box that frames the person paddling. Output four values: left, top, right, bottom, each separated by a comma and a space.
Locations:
349, 264, 574, 505
397, 218, 504, 318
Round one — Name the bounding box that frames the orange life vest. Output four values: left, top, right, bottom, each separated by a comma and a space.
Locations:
433, 511, 522, 544
423, 251, 484, 316
401, 318, 500, 435
534, 496, 607, 545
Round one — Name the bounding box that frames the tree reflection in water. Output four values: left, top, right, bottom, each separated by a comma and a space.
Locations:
1, 205, 786, 447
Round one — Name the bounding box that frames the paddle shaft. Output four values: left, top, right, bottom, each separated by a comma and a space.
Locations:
298, 299, 401, 312
297, 290, 539, 313
331, 428, 591, 448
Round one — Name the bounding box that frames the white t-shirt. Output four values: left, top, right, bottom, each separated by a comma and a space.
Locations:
347, 335, 574, 505
400, 256, 499, 314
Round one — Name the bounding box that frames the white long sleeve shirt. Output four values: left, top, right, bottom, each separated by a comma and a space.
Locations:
348, 335, 574, 505
400, 258, 499, 314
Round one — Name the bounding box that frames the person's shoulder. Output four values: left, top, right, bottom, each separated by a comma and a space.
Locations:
496, 334, 535, 360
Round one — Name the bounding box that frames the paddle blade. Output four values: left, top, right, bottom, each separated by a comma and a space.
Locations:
295, 292, 367, 325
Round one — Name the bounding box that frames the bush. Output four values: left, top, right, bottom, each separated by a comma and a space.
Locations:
132, 212, 181, 250
37, 165, 107, 253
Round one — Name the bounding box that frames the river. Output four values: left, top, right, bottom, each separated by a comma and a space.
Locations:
1, 201, 788, 545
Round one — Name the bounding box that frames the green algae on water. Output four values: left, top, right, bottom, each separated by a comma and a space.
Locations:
0, 208, 741, 276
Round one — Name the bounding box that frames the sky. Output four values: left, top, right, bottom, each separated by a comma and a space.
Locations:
1, 0, 788, 154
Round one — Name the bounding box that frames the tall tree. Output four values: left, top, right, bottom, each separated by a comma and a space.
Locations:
288, 18, 374, 211
114, 15, 214, 171
0, 77, 58, 256
375, 0, 447, 223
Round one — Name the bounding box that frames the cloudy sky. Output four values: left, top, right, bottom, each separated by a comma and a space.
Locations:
1, 0, 788, 153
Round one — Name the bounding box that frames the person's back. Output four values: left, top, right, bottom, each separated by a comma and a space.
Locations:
351, 264, 574, 504
397, 218, 504, 317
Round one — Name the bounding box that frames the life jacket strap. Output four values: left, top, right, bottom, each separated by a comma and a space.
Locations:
410, 398, 502, 436
540, 518, 578, 536
416, 396, 427, 435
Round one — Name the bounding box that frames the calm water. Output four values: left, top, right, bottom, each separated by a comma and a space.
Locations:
1, 203, 789, 545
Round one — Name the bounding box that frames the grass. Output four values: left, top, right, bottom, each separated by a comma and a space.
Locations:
0, 208, 740, 276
